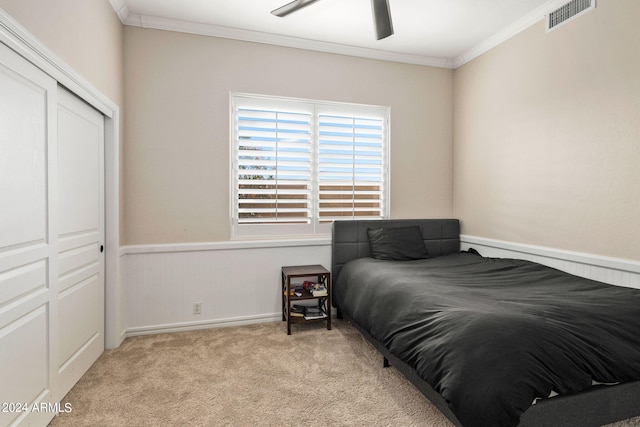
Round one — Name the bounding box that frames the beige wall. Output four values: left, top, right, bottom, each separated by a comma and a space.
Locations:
123, 27, 454, 244
0, 0, 125, 240
12, 0, 634, 259
0, 0, 123, 105
453, 0, 640, 260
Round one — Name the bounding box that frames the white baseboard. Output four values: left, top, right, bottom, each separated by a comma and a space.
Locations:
461, 235, 640, 289
107, 328, 127, 350
125, 313, 282, 337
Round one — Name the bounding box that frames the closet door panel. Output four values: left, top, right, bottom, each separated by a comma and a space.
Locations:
0, 47, 47, 250
0, 42, 58, 427
57, 94, 102, 236
56, 87, 105, 398
0, 306, 49, 426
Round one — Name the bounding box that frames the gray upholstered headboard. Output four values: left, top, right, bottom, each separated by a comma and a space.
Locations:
331, 219, 460, 283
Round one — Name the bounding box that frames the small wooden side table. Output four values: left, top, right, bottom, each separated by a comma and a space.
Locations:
281, 264, 331, 335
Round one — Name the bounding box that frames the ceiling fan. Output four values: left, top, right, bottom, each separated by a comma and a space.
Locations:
271, 0, 394, 40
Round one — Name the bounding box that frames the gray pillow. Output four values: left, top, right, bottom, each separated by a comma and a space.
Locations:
367, 226, 429, 261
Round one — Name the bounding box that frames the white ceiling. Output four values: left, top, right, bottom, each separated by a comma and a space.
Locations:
110, 0, 566, 68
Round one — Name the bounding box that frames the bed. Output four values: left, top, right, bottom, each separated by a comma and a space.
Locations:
332, 219, 640, 427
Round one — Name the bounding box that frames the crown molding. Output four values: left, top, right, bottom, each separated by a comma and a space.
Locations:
122, 13, 452, 68
452, 14, 544, 68
453, 0, 566, 68
108, 0, 131, 23
110, 0, 566, 69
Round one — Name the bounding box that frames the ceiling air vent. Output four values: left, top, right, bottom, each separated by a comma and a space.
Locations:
546, 0, 595, 32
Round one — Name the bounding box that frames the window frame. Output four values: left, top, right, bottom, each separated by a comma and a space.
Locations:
230, 93, 390, 239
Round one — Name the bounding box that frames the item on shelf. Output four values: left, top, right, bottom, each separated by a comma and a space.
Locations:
304, 306, 327, 320
310, 285, 327, 297
290, 305, 305, 317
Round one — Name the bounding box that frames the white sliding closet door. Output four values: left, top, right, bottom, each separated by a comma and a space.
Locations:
56, 88, 105, 398
0, 42, 105, 427
0, 43, 59, 427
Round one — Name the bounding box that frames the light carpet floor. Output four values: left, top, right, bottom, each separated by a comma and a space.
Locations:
49, 319, 640, 427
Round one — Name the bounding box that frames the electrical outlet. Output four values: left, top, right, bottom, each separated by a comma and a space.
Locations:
193, 302, 201, 314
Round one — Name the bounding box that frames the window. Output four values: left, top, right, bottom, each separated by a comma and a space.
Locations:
231, 94, 389, 238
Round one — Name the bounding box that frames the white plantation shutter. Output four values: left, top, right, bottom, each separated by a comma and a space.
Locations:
232, 94, 388, 238
317, 114, 385, 222
236, 107, 312, 225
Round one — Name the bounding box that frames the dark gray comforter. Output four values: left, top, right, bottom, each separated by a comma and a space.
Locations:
333, 253, 640, 427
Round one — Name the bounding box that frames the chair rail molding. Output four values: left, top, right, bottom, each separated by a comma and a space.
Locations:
461, 235, 640, 289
